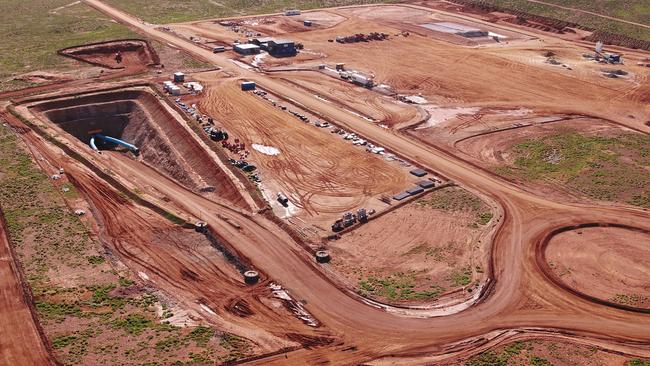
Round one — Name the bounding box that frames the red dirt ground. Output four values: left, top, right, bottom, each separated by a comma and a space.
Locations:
27, 87, 251, 210
546, 226, 650, 309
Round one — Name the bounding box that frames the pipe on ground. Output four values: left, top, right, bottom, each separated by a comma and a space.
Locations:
94, 134, 140, 155
89, 135, 99, 152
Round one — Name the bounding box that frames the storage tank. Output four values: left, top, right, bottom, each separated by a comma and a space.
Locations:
173, 72, 185, 83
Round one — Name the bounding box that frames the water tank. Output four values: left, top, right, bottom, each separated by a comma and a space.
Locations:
244, 270, 260, 284
315, 251, 331, 263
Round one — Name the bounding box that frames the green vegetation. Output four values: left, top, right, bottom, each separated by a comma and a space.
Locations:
540, 0, 650, 25
417, 187, 485, 212
530, 355, 553, 366
449, 266, 473, 287
466, 341, 530, 366
0, 121, 253, 365
112, 314, 153, 335
629, 359, 650, 366
611, 293, 647, 306
474, 0, 650, 42
104, 0, 397, 24
501, 132, 650, 208
87, 255, 105, 265
359, 272, 445, 301
466, 351, 509, 366
0, 0, 137, 89
477, 212, 493, 225
36, 301, 83, 320
187, 326, 215, 347
219, 333, 253, 362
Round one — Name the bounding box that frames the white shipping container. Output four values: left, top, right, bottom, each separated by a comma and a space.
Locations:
169, 86, 182, 96
351, 73, 373, 87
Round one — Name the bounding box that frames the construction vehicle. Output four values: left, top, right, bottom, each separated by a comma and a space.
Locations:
277, 192, 289, 207
357, 208, 368, 223
332, 219, 345, 232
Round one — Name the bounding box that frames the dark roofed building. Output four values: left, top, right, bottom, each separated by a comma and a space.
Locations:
409, 168, 427, 177
406, 186, 424, 195
417, 180, 436, 189
393, 192, 411, 201
268, 39, 297, 57
251, 37, 275, 50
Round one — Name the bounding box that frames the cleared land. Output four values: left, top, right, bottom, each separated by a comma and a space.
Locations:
461, 125, 650, 208
546, 226, 650, 309
198, 79, 418, 226
1, 0, 650, 365
329, 186, 494, 304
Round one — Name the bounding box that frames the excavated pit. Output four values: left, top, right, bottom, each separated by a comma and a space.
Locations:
29, 89, 248, 209
58, 39, 160, 69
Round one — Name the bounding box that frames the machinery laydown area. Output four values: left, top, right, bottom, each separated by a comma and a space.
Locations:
1, 0, 650, 365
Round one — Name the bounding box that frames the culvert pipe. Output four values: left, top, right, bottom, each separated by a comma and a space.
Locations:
94, 134, 140, 155
89, 135, 99, 152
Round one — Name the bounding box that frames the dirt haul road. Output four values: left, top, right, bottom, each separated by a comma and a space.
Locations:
74, 0, 650, 363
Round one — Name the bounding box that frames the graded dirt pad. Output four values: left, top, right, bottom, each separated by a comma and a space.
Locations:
452, 119, 650, 207
452, 117, 623, 166
268, 72, 421, 128
28, 87, 249, 209
223, 11, 347, 36
546, 226, 650, 309
328, 186, 494, 304
59, 39, 160, 70
198, 80, 416, 224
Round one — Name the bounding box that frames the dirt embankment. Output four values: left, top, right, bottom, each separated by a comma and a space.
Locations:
445, 0, 650, 50
328, 186, 495, 305
59, 39, 160, 70
0, 212, 55, 365
29, 89, 249, 209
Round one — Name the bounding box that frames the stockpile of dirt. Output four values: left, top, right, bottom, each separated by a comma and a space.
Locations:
59, 39, 160, 69
30, 89, 248, 209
